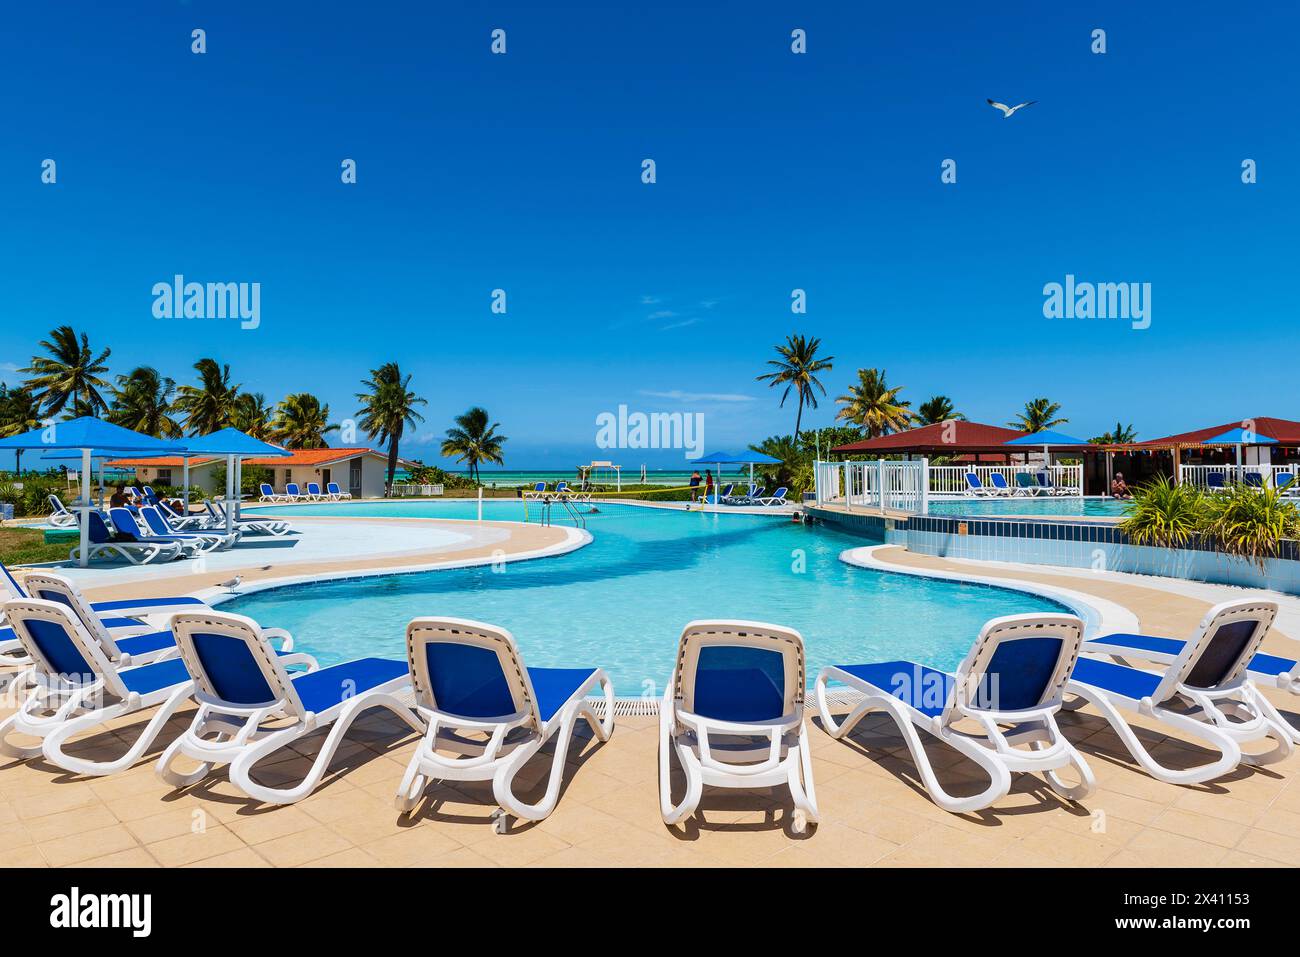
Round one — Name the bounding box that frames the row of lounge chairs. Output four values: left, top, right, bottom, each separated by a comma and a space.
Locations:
60, 495, 293, 565
258, 481, 351, 502
1204, 470, 1298, 494
964, 471, 1080, 497
709, 483, 788, 507
524, 482, 591, 502
2, 563, 1296, 826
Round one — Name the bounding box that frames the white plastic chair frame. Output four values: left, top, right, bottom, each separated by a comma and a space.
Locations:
659, 619, 819, 827
0, 599, 195, 776
156, 610, 410, 804
816, 613, 1094, 814
395, 617, 615, 824
1066, 599, 1293, 784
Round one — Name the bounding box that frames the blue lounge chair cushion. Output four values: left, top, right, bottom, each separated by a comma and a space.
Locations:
90, 596, 205, 614
527, 667, 598, 722
691, 645, 789, 722
835, 660, 953, 718
114, 630, 178, 657
119, 658, 191, 696
1097, 632, 1296, 681
1071, 657, 1162, 700
291, 657, 408, 713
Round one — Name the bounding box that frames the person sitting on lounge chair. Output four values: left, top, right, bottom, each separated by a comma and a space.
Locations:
1110, 472, 1131, 499
109, 486, 130, 509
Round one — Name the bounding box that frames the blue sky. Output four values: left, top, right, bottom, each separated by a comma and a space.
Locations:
2, 0, 1296, 470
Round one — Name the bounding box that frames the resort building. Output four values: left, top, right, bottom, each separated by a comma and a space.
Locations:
109, 447, 404, 498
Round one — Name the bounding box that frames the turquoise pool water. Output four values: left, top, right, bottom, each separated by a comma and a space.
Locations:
928, 497, 1128, 518
232, 501, 1069, 692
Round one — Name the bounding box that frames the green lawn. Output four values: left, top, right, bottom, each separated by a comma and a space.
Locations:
0, 527, 71, 566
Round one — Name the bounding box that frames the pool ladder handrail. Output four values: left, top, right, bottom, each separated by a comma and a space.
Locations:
531, 494, 586, 529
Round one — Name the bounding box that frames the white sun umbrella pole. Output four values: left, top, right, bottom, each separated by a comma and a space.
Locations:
182, 455, 190, 510
78, 448, 91, 568
225, 453, 236, 535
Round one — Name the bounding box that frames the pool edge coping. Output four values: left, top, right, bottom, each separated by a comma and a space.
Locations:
840, 544, 1140, 640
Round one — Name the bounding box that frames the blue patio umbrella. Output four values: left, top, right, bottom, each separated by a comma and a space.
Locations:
1204, 427, 1278, 478
1002, 429, 1090, 482
689, 450, 782, 503
183, 429, 291, 534
0, 417, 189, 566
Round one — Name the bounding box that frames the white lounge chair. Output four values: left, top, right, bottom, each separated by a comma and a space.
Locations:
305, 482, 325, 501
71, 511, 184, 565
140, 505, 239, 551
283, 483, 304, 501
523, 482, 547, 501
107, 506, 205, 558
1, 559, 207, 620
157, 609, 417, 804
659, 620, 819, 827
987, 473, 1016, 497
325, 482, 352, 500
0, 599, 204, 775
395, 617, 615, 824
0, 565, 193, 673
755, 486, 788, 506
259, 483, 288, 503
816, 614, 1094, 813
964, 473, 995, 497
156, 499, 210, 531
1082, 598, 1300, 745
1066, 598, 1294, 783
205, 500, 292, 536
47, 494, 78, 528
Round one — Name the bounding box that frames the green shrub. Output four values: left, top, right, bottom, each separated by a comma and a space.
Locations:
1202, 483, 1300, 569
1118, 476, 1204, 549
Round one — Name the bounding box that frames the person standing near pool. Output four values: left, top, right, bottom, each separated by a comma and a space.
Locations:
689, 469, 702, 502
704, 470, 714, 503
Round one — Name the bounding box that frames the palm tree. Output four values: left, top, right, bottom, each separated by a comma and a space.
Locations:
916, 395, 965, 426
356, 362, 427, 494
441, 407, 507, 484
271, 393, 339, 449
20, 325, 112, 417
108, 367, 181, 437
174, 358, 240, 434
756, 334, 834, 440
231, 392, 274, 440
1090, 421, 1138, 445
749, 434, 804, 490
0, 384, 42, 475
1009, 398, 1068, 433
835, 368, 914, 437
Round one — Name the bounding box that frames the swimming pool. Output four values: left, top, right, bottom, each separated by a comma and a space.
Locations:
231, 501, 1071, 692
928, 497, 1129, 518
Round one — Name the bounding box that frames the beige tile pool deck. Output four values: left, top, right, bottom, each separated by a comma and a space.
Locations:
4, 524, 1300, 868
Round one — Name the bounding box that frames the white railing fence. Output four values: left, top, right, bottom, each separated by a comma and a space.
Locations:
388, 483, 445, 497
815, 459, 929, 514
1178, 464, 1297, 489
929, 464, 1083, 496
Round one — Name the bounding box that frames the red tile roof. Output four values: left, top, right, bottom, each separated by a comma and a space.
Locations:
832, 421, 1030, 454
241, 447, 380, 467
1137, 417, 1300, 447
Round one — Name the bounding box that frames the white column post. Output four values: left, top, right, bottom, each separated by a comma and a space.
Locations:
78, 448, 91, 568
225, 454, 235, 535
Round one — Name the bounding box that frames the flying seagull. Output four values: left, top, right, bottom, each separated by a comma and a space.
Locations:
987, 98, 1037, 118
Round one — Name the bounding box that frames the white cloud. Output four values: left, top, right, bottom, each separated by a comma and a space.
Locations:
659, 316, 701, 330
640, 389, 755, 403
648, 309, 677, 319
640, 295, 661, 304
